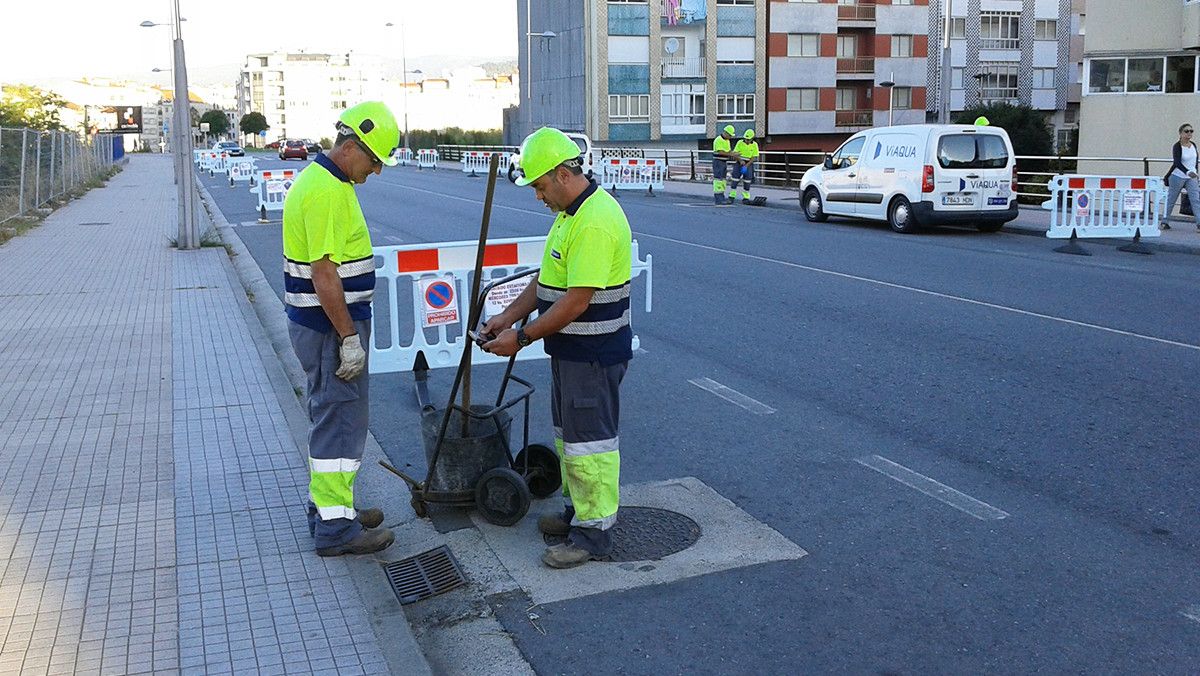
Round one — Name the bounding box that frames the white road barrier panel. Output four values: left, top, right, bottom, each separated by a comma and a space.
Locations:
227, 157, 258, 186
392, 148, 414, 166
417, 149, 439, 170
249, 169, 296, 222
461, 151, 512, 177
208, 152, 230, 176
193, 149, 206, 167
1042, 175, 1165, 255
370, 236, 654, 376
600, 158, 666, 196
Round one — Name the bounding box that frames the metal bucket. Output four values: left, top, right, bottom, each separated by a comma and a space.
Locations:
420, 405, 512, 504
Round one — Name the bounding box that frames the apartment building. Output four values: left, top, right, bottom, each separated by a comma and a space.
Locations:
1078, 0, 1200, 172
509, 0, 768, 147
928, 0, 1082, 150
766, 0, 930, 152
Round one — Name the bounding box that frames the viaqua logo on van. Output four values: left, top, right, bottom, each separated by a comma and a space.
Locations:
958, 178, 1003, 191
873, 142, 918, 160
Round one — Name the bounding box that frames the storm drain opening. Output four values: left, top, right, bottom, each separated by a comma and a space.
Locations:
78, 222, 111, 226
544, 506, 701, 562
382, 545, 467, 605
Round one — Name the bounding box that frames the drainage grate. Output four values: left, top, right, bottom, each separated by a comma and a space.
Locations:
381, 545, 467, 605
544, 506, 701, 562
77, 221, 110, 226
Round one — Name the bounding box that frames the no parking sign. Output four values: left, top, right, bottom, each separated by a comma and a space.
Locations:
419, 276, 459, 328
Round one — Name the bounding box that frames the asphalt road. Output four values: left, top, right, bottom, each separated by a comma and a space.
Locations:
199, 156, 1200, 673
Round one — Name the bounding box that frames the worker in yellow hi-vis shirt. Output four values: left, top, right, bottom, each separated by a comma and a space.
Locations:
712, 124, 738, 205
481, 127, 633, 569
282, 101, 399, 557
732, 129, 760, 204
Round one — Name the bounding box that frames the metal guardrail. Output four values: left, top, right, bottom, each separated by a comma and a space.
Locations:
836, 57, 875, 75
0, 127, 119, 226
436, 144, 519, 162
837, 3, 876, 21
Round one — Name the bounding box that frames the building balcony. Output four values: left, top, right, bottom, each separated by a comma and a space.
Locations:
836, 57, 875, 76
837, 3, 875, 23
835, 110, 873, 129
662, 57, 706, 79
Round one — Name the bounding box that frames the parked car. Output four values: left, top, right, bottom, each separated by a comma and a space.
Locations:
279, 139, 309, 161
303, 138, 322, 154
799, 124, 1020, 234
212, 140, 244, 157
265, 139, 283, 150
508, 132, 594, 183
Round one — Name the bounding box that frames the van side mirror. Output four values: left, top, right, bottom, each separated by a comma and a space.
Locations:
823, 154, 835, 170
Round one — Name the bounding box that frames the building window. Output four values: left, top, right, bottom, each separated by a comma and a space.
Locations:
787, 34, 819, 57
1088, 58, 1126, 93
892, 87, 913, 109
891, 35, 913, 58
951, 67, 964, 88
950, 17, 966, 39
980, 12, 1020, 50
1035, 19, 1057, 40
609, 94, 650, 121
979, 62, 1019, 101
1034, 68, 1056, 89
716, 94, 755, 120
836, 35, 857, 58
1127, 58, 1164, 92
1056, 128, 1077, 153
893, 0, 913, 4
835, 87, 857, 110
786, 88, 818, 111
1167, 56, 1197, 93
661, 85, 705, 126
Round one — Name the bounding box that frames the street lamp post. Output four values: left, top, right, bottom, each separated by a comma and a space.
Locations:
142, 9, 197, 249
880, 72, 895, 127
938, 0, 951, 124
384, 21, 411, 150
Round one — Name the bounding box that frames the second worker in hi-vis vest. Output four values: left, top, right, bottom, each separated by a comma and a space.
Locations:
282, 101, 400, 557
482, 127, 634, 569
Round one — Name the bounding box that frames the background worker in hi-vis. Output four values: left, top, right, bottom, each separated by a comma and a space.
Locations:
711, 124, 738, 205
482, 126, 633, 569
282, 101, 399, 557
732, 129, 760, 204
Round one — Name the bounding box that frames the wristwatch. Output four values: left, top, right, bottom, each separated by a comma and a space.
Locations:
516, 328, 533, 348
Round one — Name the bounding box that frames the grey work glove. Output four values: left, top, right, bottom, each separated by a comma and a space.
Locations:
335, 333, 366, 381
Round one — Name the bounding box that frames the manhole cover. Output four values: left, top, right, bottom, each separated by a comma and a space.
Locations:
543, 506, 701, 562
381, 545, 467, 605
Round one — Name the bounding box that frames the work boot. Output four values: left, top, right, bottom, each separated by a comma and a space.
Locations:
316, 527, 395, 557
537, 511, 571, 536
742, 198, 752, 205
358, 507, 384, 529
713, 194, 723, 205
727, 195, 735, 205
541, 542, 596, 569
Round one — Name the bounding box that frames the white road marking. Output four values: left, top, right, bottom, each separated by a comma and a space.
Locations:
368, 181, 1200, 353
688, 377, 776, 415
635, 232, 1200, 353
1181, 606, 1200, 624
855, 454, 1010, 521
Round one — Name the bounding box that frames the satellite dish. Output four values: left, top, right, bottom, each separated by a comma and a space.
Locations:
664, 38, 680, 55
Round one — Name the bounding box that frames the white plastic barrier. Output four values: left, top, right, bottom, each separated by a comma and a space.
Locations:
227, 157, 258, 186
207, 152, 230, 176
197, 151, 219, 172
369, 236, 653, 374
1042, 175, 1164, 253
193, 149, 206, 167
248, 169, 296, 222
461, 151, 512, 176
600, 158, 666, 195
417, 149, 439, 170
392, 148, 414, 166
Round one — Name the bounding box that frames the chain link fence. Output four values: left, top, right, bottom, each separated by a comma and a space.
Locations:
0, 127, 120, 226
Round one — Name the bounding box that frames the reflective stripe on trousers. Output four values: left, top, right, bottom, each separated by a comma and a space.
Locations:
549, 357, 627, 531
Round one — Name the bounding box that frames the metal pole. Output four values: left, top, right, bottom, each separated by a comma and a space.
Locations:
18, 129, 28, 217
35, 132, 42, 208
939, 0, 951, 124
402, 17, 410, 150
889, 71, 895, 127
172, 0, 198, 249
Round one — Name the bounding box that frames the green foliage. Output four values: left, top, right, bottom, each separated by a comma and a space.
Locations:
239, 112, 269, 137
319, 137, 333, 150
0, 85, 67, 130
199, 110, 229, 137
404, 127, 503, 150
953, 102, 1054, 157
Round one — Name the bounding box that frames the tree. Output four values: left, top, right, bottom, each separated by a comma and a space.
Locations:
239, 112, 269, 145
953, 102, 1054, 157
0, 84, 67, 130
199, 109, 229, 137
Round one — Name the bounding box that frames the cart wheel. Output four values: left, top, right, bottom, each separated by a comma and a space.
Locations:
410, 495, 428, 519
475, 468, 531, 526
515, 444, 561, 499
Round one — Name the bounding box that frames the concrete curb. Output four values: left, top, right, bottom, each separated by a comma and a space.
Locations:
195, 179, 435, 676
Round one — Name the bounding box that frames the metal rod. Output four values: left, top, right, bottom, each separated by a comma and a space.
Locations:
460, 153, 503, 434
18, 129, 28, 217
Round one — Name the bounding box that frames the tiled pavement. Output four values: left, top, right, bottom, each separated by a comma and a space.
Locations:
0, 155, 403, 674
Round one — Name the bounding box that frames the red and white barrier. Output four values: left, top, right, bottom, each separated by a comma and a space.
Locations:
417, 149, 439, 170
600, 158, 665, 195
249, 169, 296, 222
461, 151, 512, 176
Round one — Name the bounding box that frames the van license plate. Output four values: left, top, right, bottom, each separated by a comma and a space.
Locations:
942, 194, 974, 206
987, 197, 1008, 206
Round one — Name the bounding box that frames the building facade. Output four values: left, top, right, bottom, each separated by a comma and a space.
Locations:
1078, 0, 1200, 172
510, 0, 768, 148
766, 0, 930, 152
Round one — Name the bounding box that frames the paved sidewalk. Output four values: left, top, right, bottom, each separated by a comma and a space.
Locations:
0, 155, 425, 674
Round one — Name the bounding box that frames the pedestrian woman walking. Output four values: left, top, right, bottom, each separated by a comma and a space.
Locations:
1162, 123, 1200, 230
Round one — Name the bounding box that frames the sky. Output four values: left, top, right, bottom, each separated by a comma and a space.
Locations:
1, 0, 518, 84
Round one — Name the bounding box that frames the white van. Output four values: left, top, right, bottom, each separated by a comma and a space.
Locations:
799, 124, 1019, 233
507, 132, 594, 183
